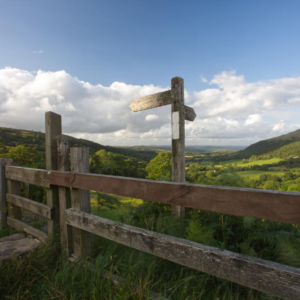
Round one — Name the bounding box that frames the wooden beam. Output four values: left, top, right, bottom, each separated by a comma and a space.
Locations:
65, 208, 300, 300
0, 158, 12, 229
46, 171, 300, 225
171, 77, 185, 217
129, 90, 172, 112
7, 217, 48, 243
70, 147, 93, 258
6, 194, 54, 219
6, 161, 22, 223
184, 105, 196, 122
57, 135, 73, 264
45, 111, 62, 235
5, 165, 50, 188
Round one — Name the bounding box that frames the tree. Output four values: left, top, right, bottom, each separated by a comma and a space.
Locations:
8, 145, 39, 166
95, 192, 121, 215
264, 180, 279, 191
145, 152, 172, 181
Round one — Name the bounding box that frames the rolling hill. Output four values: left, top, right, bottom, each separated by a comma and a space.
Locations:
233, 129, 300, 159
0, 127, 157, 162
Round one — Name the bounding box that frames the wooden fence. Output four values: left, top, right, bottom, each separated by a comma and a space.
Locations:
1, 111, 300, 300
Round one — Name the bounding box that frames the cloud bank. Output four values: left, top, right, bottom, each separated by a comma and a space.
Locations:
0, 67, 300, 146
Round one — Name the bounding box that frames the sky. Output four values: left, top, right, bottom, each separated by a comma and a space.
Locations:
1, 0, 300, 147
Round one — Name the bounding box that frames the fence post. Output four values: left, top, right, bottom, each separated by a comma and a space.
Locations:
70, 147, 93, 258
171, 77, 185, 218
57, 135, 73, 263
0, 158, 12, 229
45, 111, 62, 235
6, 161, 22, 227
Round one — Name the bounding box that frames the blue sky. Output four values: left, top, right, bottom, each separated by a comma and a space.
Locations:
1, 0, 300, 146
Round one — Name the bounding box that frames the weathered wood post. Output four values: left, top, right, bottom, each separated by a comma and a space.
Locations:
6, 161, 22, 227
45, 112, 62, 235
171, 77, 185, 217
0, 158, 12, 229
129, 77, 196, 218
70, 147, 93, 258
57, 135, 73, 263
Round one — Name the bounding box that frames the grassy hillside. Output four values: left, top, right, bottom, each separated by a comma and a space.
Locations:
232, 128, 300, 159
0, 127, 157, 161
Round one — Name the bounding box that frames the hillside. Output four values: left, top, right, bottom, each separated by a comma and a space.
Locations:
0, 127, 157, 161
233, 129, 300, 159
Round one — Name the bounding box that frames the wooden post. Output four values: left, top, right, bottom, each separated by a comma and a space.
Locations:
57, 135, 73, 263
45, 111, 62, 235
129, 77, 196, 218
171, 77, 185, 217
0, 158, 12, 229
70, 147, 93, 258
6, 161, 22, 226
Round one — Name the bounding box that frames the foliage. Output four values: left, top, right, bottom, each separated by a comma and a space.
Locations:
95, 192, 121, 215
145, 152, 172, 181
90, 149, 147, 178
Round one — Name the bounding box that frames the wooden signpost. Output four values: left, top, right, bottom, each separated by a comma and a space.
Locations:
129, 77, 196, 217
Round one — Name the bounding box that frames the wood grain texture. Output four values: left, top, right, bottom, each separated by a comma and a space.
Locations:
129, 90, 172, 112
57, 135, 73, 263
65, 208, 300, 300
7, 217, 48, 243
6, 193, 54, 219
45, 111, 62, 235
0, 158, 12, 229
4, 165, 300, 225
47, 170, 300, 224
5, 165, 50, 188
184, 105, 196, 122
70, 147, 92, 258
6, 161, 22, 223
171, 77, 185, 217
0, 233, 40, 265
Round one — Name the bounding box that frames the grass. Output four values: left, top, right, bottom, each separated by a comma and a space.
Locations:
234, 170, 286, 180
90, 191, 143, 222
0, 211, 289, 300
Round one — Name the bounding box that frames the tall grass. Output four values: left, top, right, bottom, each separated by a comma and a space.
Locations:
1, 202, 298, 299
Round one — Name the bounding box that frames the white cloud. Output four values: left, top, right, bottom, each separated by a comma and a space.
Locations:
1, 67, 300, 146
245, 114, 262, 126
145, 114, 158, 121
33, 50, 43, 54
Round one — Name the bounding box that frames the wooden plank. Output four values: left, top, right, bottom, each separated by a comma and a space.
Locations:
6, 193, 54, 219
70, 147, 92, 258
65, 208, 300, 300
0, 158, 12, 229
171, 77, 185, 217
0, 234, 41, 265
5, 165, 50, 188
7, 217, 48, 243
184, 105, 196, 122
57, 135, 73, 263
129, 90, 172, 112
45, 111, 62, 235
47, 171, 300, 225
6, 161, 22, 223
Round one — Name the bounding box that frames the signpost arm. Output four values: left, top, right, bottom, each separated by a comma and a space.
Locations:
171, 77, 185, 218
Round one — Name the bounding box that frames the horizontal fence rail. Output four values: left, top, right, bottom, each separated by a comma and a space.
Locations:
65, 208, 300, 300
7, 217, 48, 243
5, 166, 300, 225
6, 194, 54, 219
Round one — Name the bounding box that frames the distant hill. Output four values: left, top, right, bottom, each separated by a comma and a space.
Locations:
122, 145, 246, 153
0, 127, 157, 161
233, 129, 300, 159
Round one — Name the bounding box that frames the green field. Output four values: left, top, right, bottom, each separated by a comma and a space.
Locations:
234, 170, 285, 180
90, 191, 143, 221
